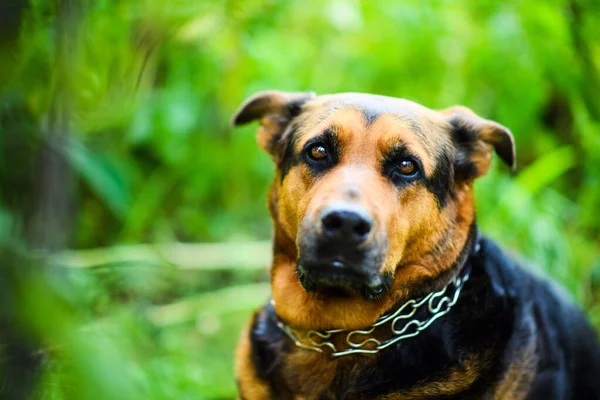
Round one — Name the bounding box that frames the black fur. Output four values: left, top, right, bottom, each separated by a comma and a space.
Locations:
248, 304, 294, 397
449, 117, 481, 181
286, 101, 305, 119
278, 122, 301, 181
425, 150, 455, 208
361, 108, 380, 126
264, 97, 311, 162
246, 234, 600, 399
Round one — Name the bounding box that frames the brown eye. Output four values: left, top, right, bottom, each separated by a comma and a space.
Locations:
309, 144, 328, 160
398, 160, 416, 175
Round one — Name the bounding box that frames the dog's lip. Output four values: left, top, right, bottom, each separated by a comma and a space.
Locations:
298, 259, 383, 289
297, 259, 388, 300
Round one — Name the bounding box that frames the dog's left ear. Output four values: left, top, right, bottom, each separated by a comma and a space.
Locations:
440, 106, 516, 179
231, 90, 316, 156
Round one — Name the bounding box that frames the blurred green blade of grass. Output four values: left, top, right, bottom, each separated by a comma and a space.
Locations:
67, 137, 130, 219
147, 282, 270, 327
515, 145, 576, 195
52, 241, 271, 271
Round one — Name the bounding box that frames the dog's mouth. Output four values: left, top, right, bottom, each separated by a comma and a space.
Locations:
296, 211, 391, 300
296, 258, 391, 300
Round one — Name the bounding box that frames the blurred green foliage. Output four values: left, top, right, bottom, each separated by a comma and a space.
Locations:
1, 0, 599, 399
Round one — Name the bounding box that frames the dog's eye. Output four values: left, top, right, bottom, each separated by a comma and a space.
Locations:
398, 160, 416, 175
303, 137, 338, 174
389, 158, 420, 181
308, 143, 328, 161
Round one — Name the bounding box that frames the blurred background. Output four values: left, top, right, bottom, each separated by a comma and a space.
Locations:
0, 0, 599, 398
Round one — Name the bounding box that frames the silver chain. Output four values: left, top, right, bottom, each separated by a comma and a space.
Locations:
276, 269, 470, 357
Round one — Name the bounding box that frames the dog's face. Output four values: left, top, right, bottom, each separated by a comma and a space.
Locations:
233, 92, 514, 329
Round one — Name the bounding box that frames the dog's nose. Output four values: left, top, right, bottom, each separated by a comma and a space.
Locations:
320, 204, 373, 243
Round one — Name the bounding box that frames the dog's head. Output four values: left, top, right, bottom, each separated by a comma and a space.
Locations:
232, 91, 515, 329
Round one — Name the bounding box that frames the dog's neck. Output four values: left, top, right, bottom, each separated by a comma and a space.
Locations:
274, 258, 474, 357
271, 224, 480, 354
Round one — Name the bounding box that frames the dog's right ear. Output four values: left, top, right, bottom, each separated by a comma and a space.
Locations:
231, 91, 316, 155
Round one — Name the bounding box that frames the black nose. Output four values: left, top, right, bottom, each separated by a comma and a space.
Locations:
320, 205, 373, 243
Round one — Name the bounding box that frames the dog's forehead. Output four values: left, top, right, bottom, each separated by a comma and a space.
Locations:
295, 93, 451, 162
308, 93, 445, 124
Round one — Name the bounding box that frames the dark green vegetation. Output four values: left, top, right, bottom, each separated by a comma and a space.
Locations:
1, 1, 599, 399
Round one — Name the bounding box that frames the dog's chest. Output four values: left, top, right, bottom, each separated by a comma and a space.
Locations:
280, 351, 371, 399
277, 347, 485, 399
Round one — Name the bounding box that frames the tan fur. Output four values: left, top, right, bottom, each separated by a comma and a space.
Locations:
493, 332, 538, 400
380, 355, 485, 399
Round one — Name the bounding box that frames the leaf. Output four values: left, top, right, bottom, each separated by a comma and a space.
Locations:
516, 145, 576, 195
67, 138, 130, 219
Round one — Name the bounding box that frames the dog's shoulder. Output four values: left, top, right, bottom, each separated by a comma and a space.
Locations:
479, 236, 600, 399
249, 303, 285, 376
238, 303, 295, 398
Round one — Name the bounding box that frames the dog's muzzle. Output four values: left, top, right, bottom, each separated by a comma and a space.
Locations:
297, 201, 390, 299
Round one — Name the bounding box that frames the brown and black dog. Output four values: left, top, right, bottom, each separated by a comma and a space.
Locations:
231, 91, 600, 399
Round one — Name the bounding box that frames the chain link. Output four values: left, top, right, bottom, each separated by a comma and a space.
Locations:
276, 270, 470, 357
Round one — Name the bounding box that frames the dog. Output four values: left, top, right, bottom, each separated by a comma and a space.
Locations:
231, 91, 600, 399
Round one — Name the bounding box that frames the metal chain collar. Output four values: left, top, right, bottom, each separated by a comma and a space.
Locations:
276, 267, 471, 357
